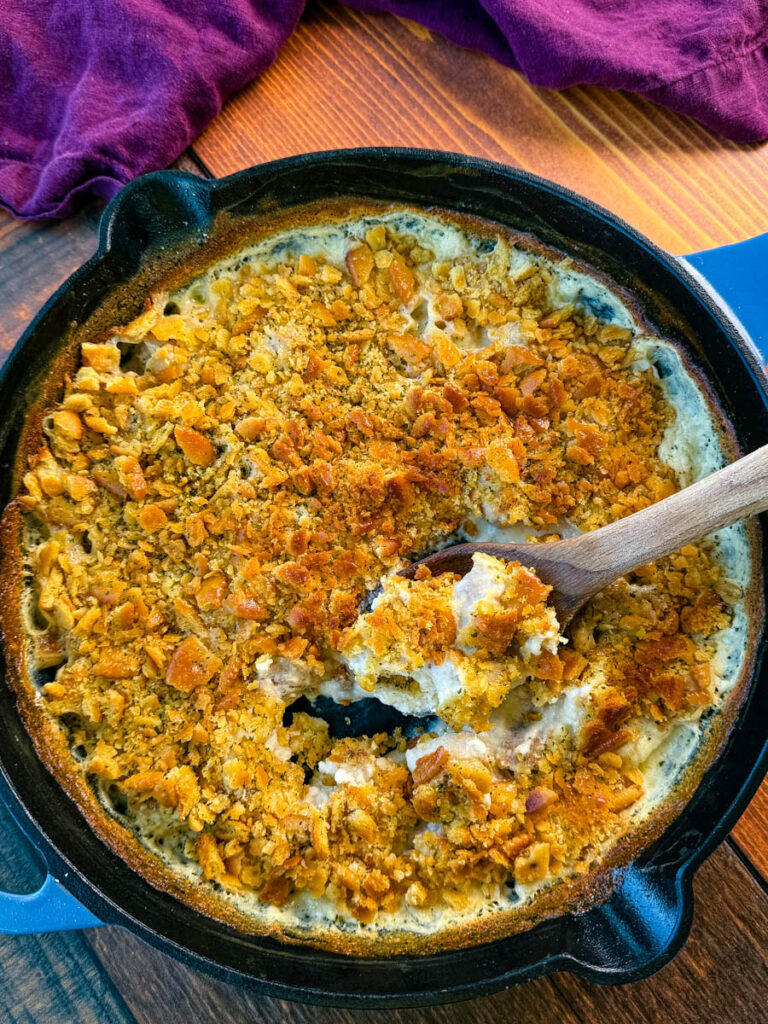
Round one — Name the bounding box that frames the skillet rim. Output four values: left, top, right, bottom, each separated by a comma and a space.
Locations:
1, 147, 767, 1006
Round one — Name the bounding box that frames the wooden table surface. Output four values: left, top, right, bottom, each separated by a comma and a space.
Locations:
2, 4, 768, 1021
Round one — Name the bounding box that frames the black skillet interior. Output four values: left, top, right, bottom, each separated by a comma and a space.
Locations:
1, 150, 768, 1007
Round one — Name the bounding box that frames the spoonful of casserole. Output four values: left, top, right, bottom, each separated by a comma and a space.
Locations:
402, 441, 768, 629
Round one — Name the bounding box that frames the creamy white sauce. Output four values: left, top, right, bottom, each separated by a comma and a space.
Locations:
405, 731, 490, 774
318, 758, 376, 787
338, 553, 559, 719
551, 265, 636, 330
452, 555, 507, 644
179, 212, 475, 312
495, 678, 594, 766
428, 659, 465, 707
264, 728, 292, 762
632, 338, 725, 484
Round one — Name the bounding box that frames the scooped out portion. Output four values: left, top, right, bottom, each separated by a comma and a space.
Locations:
340, 553, 563, 730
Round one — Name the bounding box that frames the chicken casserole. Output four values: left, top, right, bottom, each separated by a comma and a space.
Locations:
0, 202, 756, 954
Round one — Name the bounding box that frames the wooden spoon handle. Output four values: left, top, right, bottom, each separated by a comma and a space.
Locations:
564, 441, 768, 587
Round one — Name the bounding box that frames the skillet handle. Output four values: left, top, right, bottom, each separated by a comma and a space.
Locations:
682, 234, 768, 363
0, 874, 103, 934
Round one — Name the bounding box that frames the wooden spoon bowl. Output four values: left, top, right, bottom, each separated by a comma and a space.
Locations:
402, 442, 768, 627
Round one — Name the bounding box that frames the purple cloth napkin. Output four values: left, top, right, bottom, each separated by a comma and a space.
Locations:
1, 0, 767, 220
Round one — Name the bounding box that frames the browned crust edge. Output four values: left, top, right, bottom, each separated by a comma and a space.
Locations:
0, 198, 762, 958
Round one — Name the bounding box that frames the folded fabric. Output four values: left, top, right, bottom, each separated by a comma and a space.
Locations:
1, 0, 766, 220
0, 0, 303, 219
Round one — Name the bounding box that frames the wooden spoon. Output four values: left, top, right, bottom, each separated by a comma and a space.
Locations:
402, 443, 768, 628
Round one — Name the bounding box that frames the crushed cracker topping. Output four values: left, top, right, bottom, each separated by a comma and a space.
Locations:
12, 209, 740, 931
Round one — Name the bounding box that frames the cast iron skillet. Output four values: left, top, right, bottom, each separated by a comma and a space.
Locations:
1, 149, 768, 1007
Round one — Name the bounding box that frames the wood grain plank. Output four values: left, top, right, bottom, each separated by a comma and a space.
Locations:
193, 2, 768, 254
85, 842, 768, 1023
85, 922, 582, 1023
85, 925, 581, 1019
0, 207, 99, 354
733, 783, 768, 883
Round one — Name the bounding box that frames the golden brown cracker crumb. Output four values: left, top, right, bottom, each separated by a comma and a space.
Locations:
11, 208, 740, 933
